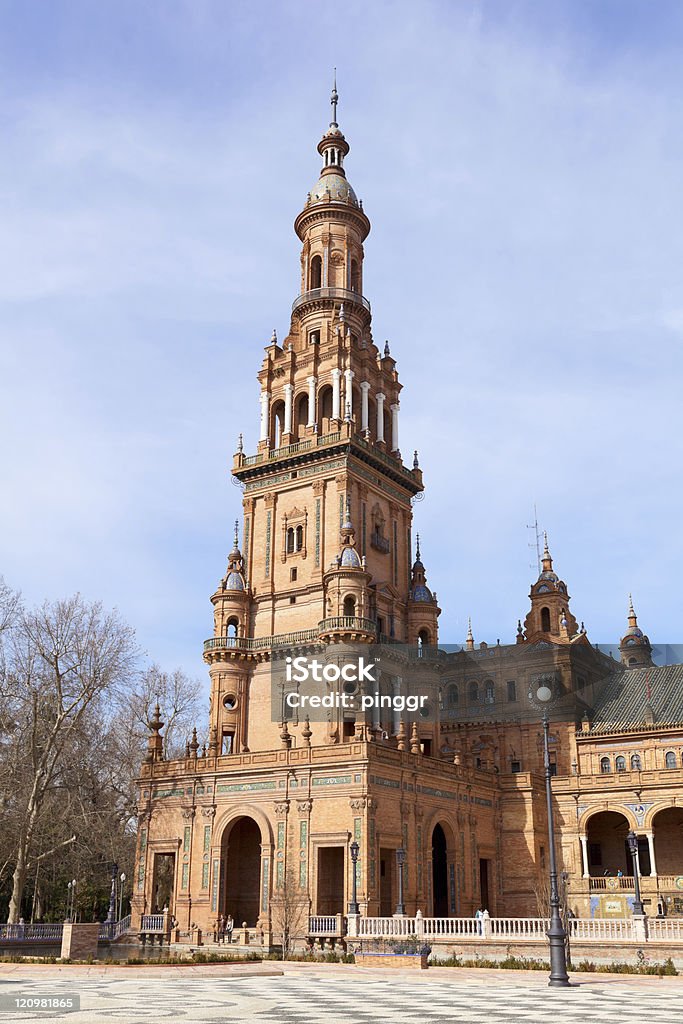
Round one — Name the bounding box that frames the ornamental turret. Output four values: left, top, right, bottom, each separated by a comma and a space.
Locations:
520, 533, 579, 643
407, 535, 440, 646
619, 595, 653, 669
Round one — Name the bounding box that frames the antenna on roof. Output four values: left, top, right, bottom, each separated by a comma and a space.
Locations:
527, 503, 542, 575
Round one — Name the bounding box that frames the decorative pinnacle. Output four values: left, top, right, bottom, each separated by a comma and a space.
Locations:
415, 533, 421, 560
413, 450, 419, 469
233, 519, 239, 550
237, 432, 243, 453
330, 68, 338, 126
271, 328, 277, 344
543, 531, 550, 558
384, 340, 390, 356
467, 617, 473, 641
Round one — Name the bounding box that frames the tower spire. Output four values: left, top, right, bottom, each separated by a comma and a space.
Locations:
330, 68, 338, 127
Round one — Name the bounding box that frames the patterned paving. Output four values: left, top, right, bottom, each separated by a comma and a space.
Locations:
0, 967, 681, 1023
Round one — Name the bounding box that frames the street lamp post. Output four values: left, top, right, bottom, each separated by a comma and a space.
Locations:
106, 862, 118, 924
395, 847, 406, 917
532, 682, 570, 988
349, 841, 360, 915
626, 831, 646, 917
119, 873, 127, 922
68, 879, 77, 923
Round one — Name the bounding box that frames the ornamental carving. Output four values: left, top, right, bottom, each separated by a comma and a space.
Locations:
181, 807, 196, 820
349, 798, 369, 811
297, 800, 313, 815
312, 480, 326, 495
201, 807, 216, 819
274, 800, 290, 816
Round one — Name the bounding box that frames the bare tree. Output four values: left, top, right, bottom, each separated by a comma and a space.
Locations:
119, 664, 204, 761
270, 866, 310, 959
2, 595, 139, 922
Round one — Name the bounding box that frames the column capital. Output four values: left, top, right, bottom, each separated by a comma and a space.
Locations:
283, 383, 294, 393
331, 367, 342, 379
360, 380, 371, 392
390, 402, 400, 412
307, 375, 317, 385
345, 368, 355, 379
376, 392, 386, 403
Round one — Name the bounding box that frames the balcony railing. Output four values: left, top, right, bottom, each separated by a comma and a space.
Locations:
204, 629, 320, 655
589, 876, 635, 892
292, 287, 371, 315
318, 616, 378, 636
268, 439, 312, 460
140, 914, 165, 933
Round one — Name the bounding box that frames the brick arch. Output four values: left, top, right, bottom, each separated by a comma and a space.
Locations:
644, 800, 682, 831
214, 804, 274, 849
578, 804, 639, 834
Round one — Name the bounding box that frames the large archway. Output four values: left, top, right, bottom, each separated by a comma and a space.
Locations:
221, 816, 262, 927
432, 824, 449, 917
586, 811, 645, 876
652, 807, 683, 876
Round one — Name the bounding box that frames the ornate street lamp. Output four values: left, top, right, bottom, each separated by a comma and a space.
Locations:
349, 841, 360, 915
395, 847, 406, 917
106, 862, 118, 924
529, 680, 570, 988
626, 831, 646, 917
119, 872, 127, 922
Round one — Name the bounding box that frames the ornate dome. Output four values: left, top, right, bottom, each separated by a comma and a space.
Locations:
411, 584, 432, 603
340, 546, 362, 568
309, 172, 358, 206
225, 570, 246, 591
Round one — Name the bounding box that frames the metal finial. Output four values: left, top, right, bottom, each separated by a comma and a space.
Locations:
467, 617, 473, 640
384, 340, 390, 356
234, 519, 239, 549
271, 328, 277, 344
413, 450, 419, 469
237, 432, 243, 453
415, 533, 421, 560
330, 68, 338, 126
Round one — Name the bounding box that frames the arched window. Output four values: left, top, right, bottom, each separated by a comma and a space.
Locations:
271, 399, 285, 448
226, 617, 238, 638
468, 681, 478, 703
343, 595, 356, 617
310, 254, 322, 290
295, 525, 304, 551
318, 385, 333, 428
294, 393, 309, 438
541, 607, 551, 632
665, 750, 677, 769
418, 628, 430, 646
286, 528, 295, 554
507, 680, 517, 702
351, 259, 360, 292
630, 753, 642, 771
628, 657, 637, 666
485, 681, 495, 704
600, 757, 611, 774
615, 756, 626, 772
447, 684, 459, 707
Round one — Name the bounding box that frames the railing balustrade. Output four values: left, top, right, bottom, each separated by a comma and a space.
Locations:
140, 914, 165, 932
292, 288, 371, 314
589, 876, 635, 891
0, 923, 64, 941
318, 616, 377, 635
648, 919, 683, 942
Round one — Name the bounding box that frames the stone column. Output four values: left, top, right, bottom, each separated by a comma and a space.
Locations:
283, 384, 293, 436
360, 382, 370, 432
580, 835, 589, 878
376, 393, 385, 442
307, 376, 317, 427
259, 391, 270, 443
392, 677, 402, 735
646, 832, 657, 876
390, 403, 400, 452
331, 369, 341, 421
344, 369, 354, 418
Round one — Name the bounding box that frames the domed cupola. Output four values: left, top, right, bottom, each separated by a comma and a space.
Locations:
520, 533, 580, 643
222, 521, 248, 592
409, 535, 435, 603
210, 520, 251, 639
619, 595, 653, 669
407, 534, 440, 646
320, 500, 374, 642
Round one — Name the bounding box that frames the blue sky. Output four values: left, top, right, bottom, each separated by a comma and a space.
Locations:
1, 1, 683, 683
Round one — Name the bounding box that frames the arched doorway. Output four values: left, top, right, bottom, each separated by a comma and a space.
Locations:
221, 816, 262, 926
586, 811, 634, 876
652, 807, 683, 876
432, 824, 449, 917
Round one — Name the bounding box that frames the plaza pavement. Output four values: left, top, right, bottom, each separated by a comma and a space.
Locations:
0, 960, 682, 1023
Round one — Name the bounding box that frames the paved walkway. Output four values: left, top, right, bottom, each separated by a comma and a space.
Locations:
0, 961, 682, 1022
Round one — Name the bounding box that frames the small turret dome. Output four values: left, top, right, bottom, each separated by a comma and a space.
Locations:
225, 570, 246, 591
340, 546, 362, 568
309, 172, 358, 206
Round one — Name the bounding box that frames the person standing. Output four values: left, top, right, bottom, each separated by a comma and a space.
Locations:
226, 913, 234, 944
